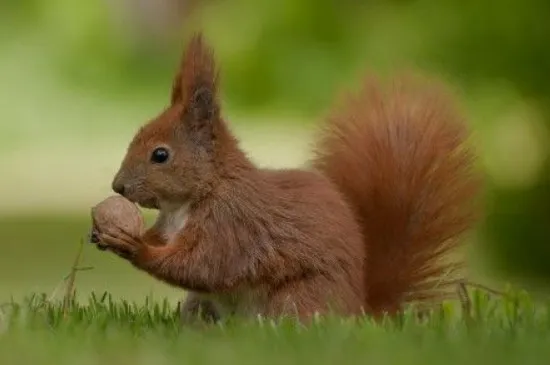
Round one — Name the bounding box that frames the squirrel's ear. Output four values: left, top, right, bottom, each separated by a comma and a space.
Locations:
171, 33, 220, 125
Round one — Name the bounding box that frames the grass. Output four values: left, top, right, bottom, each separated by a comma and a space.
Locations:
0, 216, 547, 365
4, 216, 547, 365
0, 217, 546, 365
0, 289, 549, 365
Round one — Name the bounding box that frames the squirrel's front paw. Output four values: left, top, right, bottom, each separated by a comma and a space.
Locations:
97, 229, 142, 260
89, 227, 110, 252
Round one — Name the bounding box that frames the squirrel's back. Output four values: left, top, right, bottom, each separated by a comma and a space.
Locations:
311, 75, 481, 316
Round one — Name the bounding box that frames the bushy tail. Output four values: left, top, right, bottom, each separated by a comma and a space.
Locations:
311, 75, 481, 316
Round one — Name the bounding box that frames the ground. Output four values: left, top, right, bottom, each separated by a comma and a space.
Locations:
1, 289, 548, 365
3, 216, 544, 365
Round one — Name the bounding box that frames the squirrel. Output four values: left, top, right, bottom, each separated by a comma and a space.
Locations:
94, 32, 481, 324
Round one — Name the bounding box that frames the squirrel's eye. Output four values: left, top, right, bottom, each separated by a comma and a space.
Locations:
151, 147, 170, 164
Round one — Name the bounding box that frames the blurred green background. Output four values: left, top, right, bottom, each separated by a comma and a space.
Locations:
1, 0, 549, 303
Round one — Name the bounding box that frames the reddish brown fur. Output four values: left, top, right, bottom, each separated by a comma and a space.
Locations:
311, 75, 481, 316
98, 33, 481, 323
171, 34, 219, 106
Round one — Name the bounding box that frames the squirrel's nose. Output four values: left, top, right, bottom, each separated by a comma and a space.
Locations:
112, 181, 126, 196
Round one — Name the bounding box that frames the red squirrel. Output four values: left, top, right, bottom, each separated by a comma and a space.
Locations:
95, 32, 481, 323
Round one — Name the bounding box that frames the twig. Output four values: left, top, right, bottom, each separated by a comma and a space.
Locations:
47, 277, 67, 303
62, 239, 86, 316
459, 279, 507, 297
457, 280, 473, 328
48, 266, 94, 302
63, 267, 94, 279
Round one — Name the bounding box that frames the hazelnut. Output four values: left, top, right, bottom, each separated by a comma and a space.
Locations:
90, 195, 144, 242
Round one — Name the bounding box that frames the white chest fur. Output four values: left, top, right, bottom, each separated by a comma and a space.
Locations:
157, 202, 190, 244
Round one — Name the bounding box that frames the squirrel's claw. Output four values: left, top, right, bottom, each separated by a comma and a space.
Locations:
89, 228, 100, 244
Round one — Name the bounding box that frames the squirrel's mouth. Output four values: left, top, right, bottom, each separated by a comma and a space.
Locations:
121, 192, 159, 210
136, 198, 160, 210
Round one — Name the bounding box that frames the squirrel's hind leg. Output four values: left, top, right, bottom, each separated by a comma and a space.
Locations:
179, 292, 220, 326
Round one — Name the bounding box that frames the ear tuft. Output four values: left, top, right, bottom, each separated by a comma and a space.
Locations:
171, 32, 219, 112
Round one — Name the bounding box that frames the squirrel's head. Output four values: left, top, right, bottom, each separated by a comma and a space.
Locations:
111, 33, 245, 209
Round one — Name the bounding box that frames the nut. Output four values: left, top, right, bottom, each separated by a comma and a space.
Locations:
90, 195, 145, 242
